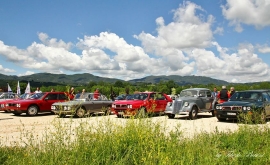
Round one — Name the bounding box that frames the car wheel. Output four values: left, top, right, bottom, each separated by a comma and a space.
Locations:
59, 114, 66, 118
189, 106, 198, 120
75, 107, 86, 118
13, 112, 22, 116
217, 117, 226, 122
136, 107, 147, 118
168, 114, 175, 119
27, 105, 38, 116
211, 110, 216, 117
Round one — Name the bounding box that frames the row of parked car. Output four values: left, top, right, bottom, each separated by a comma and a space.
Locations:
1, 88, 270, 123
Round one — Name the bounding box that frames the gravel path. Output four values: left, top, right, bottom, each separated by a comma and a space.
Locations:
1, 111, 267, 146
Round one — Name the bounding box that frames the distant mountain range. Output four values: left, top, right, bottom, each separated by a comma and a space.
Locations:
0, 73, 229, 86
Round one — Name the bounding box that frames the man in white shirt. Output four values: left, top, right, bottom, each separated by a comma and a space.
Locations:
35, 87, 42, 93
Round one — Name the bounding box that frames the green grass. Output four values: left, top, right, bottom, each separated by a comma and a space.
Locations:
0, 117, 270, 165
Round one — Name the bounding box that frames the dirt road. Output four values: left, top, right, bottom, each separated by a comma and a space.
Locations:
0, 112, 265, 146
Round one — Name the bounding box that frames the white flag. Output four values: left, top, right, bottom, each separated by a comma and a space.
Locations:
7, 83, 12, 93
17, 81, 21, 95
25, 82, 31, 93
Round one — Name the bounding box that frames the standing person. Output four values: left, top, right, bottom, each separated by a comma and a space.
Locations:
68, 87, 75, 100
51, 88, 55, 92
212, 87, 218, 108
80, 89, 86, 99
110, 91, 117, 101
229, 87, 235, 98
35, 87, 42, 93
217, 86, 230, 104
93, 88, 99, 100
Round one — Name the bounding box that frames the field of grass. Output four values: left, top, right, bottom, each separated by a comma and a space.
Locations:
0, 117, 269, 165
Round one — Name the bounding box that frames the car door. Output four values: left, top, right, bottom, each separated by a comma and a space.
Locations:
263, 92, 270, 116
198, 90, 212, 110
155, 93, 168, 112
42, 93, 58, 111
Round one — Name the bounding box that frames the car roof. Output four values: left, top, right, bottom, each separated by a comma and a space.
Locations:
182, 88, 210, 90
236, 90, 270, 92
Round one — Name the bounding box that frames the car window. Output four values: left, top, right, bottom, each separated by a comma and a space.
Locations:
29, 93, 45, 99
262, 92, 270, 101
46, 94, 57, 100
59, 93, 68, 100
199, 91, 206, 97
206, 91, 212, 97
156, 93, 165, 100
180, 90, 197, 97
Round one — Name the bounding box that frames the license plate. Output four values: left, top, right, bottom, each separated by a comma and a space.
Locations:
227, 112, 236, 115
10, 109, 14, 111
118, 111, 124, 115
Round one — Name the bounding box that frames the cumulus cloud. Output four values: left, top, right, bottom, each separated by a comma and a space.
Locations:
0, 64, 15, 73
256, 44, 270, 53
222, 0, 270, 32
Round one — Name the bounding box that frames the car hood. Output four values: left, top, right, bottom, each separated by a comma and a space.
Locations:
53, 100, 84, 106
9, 99, 39, 104
218, 101, 257, 106
113, 100, 144, 104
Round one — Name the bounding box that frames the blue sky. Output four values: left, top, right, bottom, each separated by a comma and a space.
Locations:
0, 0, 270, 83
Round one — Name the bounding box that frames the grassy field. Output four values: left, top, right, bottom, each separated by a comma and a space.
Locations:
0, 117, 269, 165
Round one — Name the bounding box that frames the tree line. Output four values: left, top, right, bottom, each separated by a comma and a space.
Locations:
1, 80, 270, 98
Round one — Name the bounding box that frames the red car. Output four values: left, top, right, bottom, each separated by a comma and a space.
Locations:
9, 92, 68, 116
0, 93, 33, 112
111, 92, 172, 117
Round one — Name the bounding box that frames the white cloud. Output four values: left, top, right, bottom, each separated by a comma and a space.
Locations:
18, 71, 35, 77
0, 64, 15, 73
257, 44, 270, 53
38, 32, 73, 50
135, 1, 214, 51
222, 0, 270, 32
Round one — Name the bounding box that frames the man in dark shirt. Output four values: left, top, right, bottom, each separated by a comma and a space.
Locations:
217, 86, 229, 103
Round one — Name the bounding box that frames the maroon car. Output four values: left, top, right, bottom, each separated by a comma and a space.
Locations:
0, 93, 33, 112
111, 92, 172, 117
9, 92, 68, 116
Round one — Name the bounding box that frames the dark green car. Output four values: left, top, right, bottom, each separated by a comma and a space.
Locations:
215, 90, 270, 123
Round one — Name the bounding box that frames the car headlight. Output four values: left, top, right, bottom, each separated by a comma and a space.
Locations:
127, 104, 132, 108
184, 102, 189, 107
5, 103, 9, 107
51, 106, 55, 110
247, 107, 251, 111
16, 104, 21, 108
63, 106, 70, 110
243, 107, 246, 110
112, 104, 116, 108
216, 106, 222, 110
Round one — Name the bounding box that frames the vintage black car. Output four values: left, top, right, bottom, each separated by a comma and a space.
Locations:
215, 90, 270, 122
165, 88, 215, 120
51, 92, 113, 118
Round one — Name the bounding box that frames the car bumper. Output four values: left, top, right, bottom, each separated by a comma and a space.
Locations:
52, 110, 73, 115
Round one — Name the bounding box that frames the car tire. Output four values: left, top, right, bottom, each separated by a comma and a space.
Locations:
117, 114, 123, 118
59, 114, 66, 118
75, 107, 86, 118
136, 107, 147, 118
189, 106, 198, 120
211, 110, 216, 117
168, 114, 175, 119
13, 112, 22, 116
27, 105, 38, 116
217, 117, 226, 122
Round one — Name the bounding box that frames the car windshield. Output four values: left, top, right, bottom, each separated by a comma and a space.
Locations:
128, 93, 149, 100
229, 92, 262, 101
29, 93, 45, 99
75, 93, 92, 99
0, 93, 15, 99
179, 90, 198, 97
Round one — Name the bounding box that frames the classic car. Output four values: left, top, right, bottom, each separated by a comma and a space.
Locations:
165, 88, 215, 120
111, 92, 172, 118
215, 90, 270, 123
51, 92, 113, 118
8, 92, 68, 116
0, 93, 33, 112
0, 92, 18, 100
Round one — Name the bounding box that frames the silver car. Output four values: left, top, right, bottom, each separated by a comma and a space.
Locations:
51, 92, 113, 118
165, 88, 215, 120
